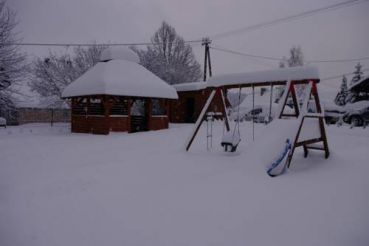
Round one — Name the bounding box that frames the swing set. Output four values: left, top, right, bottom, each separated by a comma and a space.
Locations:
185, 66, 330, 168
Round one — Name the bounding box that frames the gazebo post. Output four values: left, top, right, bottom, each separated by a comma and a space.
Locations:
87, 96, 90, 117
165, 99, 170, 117
127, 97, 132, 133
146, 98, 152, 131
103, 95, 112, 134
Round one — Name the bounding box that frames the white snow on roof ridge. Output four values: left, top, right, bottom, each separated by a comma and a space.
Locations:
348, 76, 369, 91
173, 81, 208, 92
100, 46, 140, 63
62, 60, 178, 99
207, 66, 320, 87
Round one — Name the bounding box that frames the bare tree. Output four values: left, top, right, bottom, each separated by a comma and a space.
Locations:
276, 46, 305, 100
29, 45, 106, 107
134, 22, 202, 85
287, 46, 304, 67
0, 0, 26, 109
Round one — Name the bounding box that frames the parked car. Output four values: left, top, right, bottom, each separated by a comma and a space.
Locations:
0, 117, 7, 128
244, 106, 275, 123
230, 104, 279, 124
342, 101, 369, 127
323, 105, 345, 125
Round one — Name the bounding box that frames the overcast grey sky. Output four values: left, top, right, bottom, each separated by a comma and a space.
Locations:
7, 0, 369, 95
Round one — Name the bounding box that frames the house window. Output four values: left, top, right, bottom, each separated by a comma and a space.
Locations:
152, 99, 166, 116
88, 98, 104, 116
111, 99, 129, 115
72, 98, 87, 115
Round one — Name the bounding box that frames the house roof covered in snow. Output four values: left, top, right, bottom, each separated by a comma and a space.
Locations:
99, 46, 140, 63
173, 81, 208, 92
207, 66, 320, 88
62, 48, 178, 99
349, 77, 369, 93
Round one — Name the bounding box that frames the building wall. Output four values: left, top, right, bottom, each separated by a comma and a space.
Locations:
72, 116, 129, 135
70, 96, 169, 135
110, 116, 130, 132
170, 89, 226, 123
148, 116, 168, 130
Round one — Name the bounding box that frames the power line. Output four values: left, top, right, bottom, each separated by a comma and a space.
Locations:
211, 45, 369, 83
210, 45, 369, 64
0, 39, 202, 47
210, 0, 369, 40
308, 57, 369, 63
321, 68, 369, 81
210, 46, 282, 61
210, 45, 277, 68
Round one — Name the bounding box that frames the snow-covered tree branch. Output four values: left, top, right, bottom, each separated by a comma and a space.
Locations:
134, 22, 202, 85
29, 45, 106, 108
0, 0, 26, 109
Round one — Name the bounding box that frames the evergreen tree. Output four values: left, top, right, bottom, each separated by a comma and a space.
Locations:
350, 62, 363, 86
334, 75, 348, 106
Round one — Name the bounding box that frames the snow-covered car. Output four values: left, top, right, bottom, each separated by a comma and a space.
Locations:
230, 104, 282, 123
0, 117, 7, 128
323, 105, 345, 125
242, 106, 274, 123
342, 101, 369, 127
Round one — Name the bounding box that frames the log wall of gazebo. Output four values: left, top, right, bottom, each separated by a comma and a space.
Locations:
70, 95, 170, 135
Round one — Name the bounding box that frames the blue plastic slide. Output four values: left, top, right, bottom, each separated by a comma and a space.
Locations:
267, 139, 292, 177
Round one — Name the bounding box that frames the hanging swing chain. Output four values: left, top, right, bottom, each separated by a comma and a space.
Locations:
269, 83, 273, 122
237, 86, 242, 136
232, 86, 242, 138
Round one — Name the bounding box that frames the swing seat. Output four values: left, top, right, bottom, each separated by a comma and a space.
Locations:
221, 131, 241, 152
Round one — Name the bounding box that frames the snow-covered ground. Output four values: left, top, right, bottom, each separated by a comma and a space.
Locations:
1, 122, 369, 246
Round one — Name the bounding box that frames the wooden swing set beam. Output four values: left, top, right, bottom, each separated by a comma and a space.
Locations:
208, 79, 319, 90
185, 88, 229, 151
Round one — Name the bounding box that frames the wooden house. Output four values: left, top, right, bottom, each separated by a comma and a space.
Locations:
170, 82, 227, 123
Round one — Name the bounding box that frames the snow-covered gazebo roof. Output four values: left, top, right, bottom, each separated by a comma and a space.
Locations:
207, 66, 320, 88
62, 47, 178, 99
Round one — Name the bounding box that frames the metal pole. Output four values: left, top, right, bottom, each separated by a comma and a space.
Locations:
207, 46, 212, 77
202, 37, 212, 81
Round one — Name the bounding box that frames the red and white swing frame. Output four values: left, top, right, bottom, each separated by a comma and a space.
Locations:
185, 79, 330, 168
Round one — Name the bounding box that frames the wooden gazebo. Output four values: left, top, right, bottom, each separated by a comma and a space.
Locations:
62, 47, 178, 135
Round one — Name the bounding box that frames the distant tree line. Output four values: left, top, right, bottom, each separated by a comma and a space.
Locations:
27, 21, 202, 107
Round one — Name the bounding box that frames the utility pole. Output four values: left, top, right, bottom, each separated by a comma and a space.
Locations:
202, 37, 212, 81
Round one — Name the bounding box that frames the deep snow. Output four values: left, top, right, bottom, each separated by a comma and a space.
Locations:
1, 122, 369, 246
